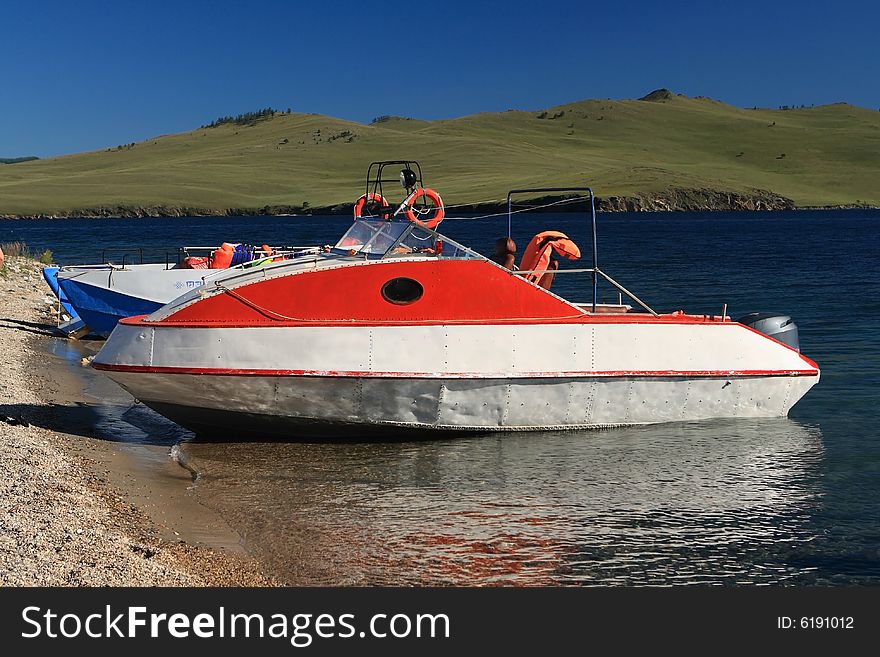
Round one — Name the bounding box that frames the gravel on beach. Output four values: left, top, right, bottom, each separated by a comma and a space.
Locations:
0, 257, 272, 586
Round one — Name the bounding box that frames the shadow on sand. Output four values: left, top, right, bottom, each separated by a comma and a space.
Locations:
0, 401, 102, 440
0, 317, 57, 337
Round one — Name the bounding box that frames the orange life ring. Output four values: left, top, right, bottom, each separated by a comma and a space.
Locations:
405, 188, 445, 229
353, 193, 389, 218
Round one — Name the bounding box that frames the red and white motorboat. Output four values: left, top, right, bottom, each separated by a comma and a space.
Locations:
92, 161, 819, 438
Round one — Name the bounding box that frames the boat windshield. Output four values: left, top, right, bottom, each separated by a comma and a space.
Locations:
333, 218, 483, 260
333, 220, 408, 256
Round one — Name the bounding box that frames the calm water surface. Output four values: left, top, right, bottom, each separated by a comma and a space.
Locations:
5, 209, 878, 584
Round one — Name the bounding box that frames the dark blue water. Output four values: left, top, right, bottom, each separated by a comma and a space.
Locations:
6, 209, 879, 584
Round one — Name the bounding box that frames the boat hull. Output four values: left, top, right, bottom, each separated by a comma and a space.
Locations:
42, 266, 89, 335
103, 370, 818, 439
41, 267, 80, 320
61, 288, 163, 337
94, 321, 820, 439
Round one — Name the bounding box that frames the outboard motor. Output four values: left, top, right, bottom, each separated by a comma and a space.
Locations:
736, 312, 800, 351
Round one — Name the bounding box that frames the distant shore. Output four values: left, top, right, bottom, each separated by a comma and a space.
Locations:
3, 188, 879, 220
0, 257, 273, 586
3, 204, 877, 221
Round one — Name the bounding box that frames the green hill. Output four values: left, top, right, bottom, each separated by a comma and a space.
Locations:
1, 91, 879, 217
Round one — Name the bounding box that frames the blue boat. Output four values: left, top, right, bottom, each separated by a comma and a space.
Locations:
53, 245, 318, 337
55, 263, 191, 336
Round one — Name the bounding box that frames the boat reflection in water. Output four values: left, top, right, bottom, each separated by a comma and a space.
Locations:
180, 417, 824, 585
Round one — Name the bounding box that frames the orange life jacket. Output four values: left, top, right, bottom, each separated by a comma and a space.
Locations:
181, 256, 210, 269
209, 242, 236, 269
519, 231, 581, 283
259, 243, 285, 263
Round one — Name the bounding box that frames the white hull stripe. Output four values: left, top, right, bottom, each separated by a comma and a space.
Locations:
95, 322, 819, 376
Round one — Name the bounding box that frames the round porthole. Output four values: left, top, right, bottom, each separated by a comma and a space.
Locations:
381, 277, 424, 305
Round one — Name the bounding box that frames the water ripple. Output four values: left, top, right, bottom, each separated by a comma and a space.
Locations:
181, 419, 830, 585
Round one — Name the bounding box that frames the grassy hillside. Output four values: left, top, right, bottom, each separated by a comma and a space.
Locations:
1, 91, 879, 215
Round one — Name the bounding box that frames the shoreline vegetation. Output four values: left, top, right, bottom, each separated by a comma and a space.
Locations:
0, 255, 273, 585
3, 199, 878, 221
1, 90, 878, 218
3, 193, 880, 221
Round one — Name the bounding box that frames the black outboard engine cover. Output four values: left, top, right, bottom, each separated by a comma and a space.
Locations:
736, 312, 799, 351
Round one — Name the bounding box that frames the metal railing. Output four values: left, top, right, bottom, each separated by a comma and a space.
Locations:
101, 248, 144, 267
506, 187, 658, 316
203, 246, 325, 286
95, 245, 318, 270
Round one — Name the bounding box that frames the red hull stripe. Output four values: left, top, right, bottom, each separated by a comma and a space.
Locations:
92, 363, 819, 379
122, 316, 740, 328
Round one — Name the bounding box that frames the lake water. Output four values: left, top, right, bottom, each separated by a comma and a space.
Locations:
4, 209, 879, 584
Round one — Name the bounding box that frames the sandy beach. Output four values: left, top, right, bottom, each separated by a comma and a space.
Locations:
0, 256, 273, 586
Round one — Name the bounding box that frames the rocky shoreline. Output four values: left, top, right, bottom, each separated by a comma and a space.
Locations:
0, 257, 274, 586
4, 187, 875, 220
599, 187, 795, 212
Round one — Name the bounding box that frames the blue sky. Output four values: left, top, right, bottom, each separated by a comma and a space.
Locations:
3, 0, 878, 157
